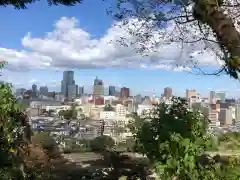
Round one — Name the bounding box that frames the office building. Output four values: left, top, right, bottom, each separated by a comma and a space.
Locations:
186, 89, 197, 99
39, 86, 48, 96
15, 88, 26, 96
209, 91, 216, 104
79, 86, 84, 96
120, 87, 130, 99
216, 91, 226, 102
235, 104, 240, 124
68, 84, 78, 101
164, 87, 172, 99
32, 84, 38, 98
109, 86, 116, 96
219, 108, 233, 126
208, 109, 220, 129
61, 71, 75, 99
93, 77, 104, 97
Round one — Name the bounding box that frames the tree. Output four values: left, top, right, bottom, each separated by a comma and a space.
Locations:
0, 0, 82, 9
114, 0, 240, 79
0, 63, 32, 179
58, 105, 77, 120
90, 135, 115, 152
31, 132, 58, 153
103, 104, 115, 111
131, 97, 225, 179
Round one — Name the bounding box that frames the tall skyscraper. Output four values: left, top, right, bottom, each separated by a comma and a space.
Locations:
93, 77, 104, 97
68, 84, 78, 100
61, 71, 75, 98
210, 91, 216, 103
32, 84, 37, 97
79, 86, 84, 96
164, 87, 172, 99
120, 87, 130, 99
109, 86, 116, 96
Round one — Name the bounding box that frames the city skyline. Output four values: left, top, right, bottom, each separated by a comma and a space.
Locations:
0, 1, 240, 97
10, 70, 238, 99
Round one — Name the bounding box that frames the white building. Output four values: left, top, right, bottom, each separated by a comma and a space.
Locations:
137, 97, 153, 116
116, 104, 127, 116
208, 110, 220, 129
100, 111, 116, 120
45, 105, 71, 113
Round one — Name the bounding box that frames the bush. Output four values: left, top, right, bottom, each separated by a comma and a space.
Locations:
90, 135, 115, 152
31, 132, 60, 158
132, 97, 224, 179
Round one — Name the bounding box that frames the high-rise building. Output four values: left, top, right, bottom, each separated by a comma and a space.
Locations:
216, 92, 226, 102
93, 77, 104, 97
61, 71, 75, 99
186, 89, 200, 105
120, 87, 130, 99
164, 87, 172, 99
39, 86, 48, 96
109, 86, 116, 96
186, 89, 197, 99
219, 108, 233, 126
79, 86, 84, 96
235, 104, 240, 124
68, 84, 78, 101
15, 88, 26, 96
210, 91, 216, 104
32, 84, 37, 97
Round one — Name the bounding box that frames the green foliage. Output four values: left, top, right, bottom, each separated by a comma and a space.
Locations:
127, 112, 145, 135
62, 139, 91, 153
58, 105, 77, 120
218, 132, 240, 150
0, 64, 30, 178
31, 132, 58, 153
103, 104, 115, 111
115, 137, 136, 152
90, 135, 115, 152
132, 97, 225, 179
0, 0, 83, 9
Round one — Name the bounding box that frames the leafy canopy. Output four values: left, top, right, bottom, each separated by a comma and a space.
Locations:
90, 135, 115, 152
0, 62, 31, 179
132, 97, 224, 179
0, 0, 83, 9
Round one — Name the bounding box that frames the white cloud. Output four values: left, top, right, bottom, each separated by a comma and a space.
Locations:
28, 79, 37, 84
0, 17, 222, 72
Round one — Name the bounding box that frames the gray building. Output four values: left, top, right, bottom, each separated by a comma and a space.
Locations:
15, 88, 26, 96
216, 92, 226, 102
93, 77, 104, 97
235, 104, 240, 124
39, 86, 48, 96
109, 86, 116, 96
79, 86, 84, 96
219, 108, 232, 126
209, 91, 216, 104
32, 84, 38, 97
61, 71, 75, 99
68, 84, 78, 101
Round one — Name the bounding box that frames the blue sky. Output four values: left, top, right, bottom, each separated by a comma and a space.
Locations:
0, 0, 240, 97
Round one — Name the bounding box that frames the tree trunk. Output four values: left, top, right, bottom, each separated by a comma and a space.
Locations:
193, 0, 240, 67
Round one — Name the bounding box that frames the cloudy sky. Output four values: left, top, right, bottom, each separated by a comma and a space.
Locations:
0, 0, 240, 97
